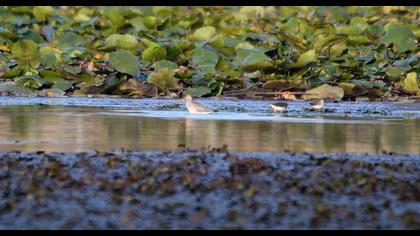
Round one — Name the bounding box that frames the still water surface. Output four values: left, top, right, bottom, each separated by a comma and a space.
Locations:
0, 105, 418, 154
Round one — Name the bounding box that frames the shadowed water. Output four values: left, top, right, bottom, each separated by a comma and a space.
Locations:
0, 105, 419, 154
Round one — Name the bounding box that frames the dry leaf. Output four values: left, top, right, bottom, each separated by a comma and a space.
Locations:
281, 91, 296, 100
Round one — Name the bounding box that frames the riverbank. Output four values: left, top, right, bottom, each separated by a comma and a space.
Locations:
0, 149, 419, 229
0, 96, 419, 119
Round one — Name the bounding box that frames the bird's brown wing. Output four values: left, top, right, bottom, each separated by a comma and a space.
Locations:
309, 100, 318, 105
194, 104, 214, 112
272, 102, 288, 107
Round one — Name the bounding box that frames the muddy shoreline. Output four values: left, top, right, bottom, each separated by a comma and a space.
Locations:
0, 96, 419, 119
0, 149, 419, 229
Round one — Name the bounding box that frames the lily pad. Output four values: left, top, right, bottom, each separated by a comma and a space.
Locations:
118, 78, 158, 97
193, 26, 216, 42
379, 24, 417, 53
302, 84, 344, 101
142, 45, 167, 63
146, 68, 178, 92
183, 86, 211, 97
109, 50, 140, 78
262, 80, 302, 91
40, 47, 62, 68
236, 48, 272, 72
402, 72, 418, 94
335, 17, 369, 35
32, 6, 53, 21
105, 34, 139, 50
289, 50, 317, 69
0, 83, 38, 96
11, 39, 40, 68
192, 48, 219, 74
152, 60, 178, 70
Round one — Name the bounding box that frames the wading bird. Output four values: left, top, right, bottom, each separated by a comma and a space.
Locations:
184, 95, 214, 114
270, 102, 288, 112
309, 99, 324, 110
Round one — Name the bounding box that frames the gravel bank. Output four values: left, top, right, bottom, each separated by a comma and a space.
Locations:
0, 149, 419, 229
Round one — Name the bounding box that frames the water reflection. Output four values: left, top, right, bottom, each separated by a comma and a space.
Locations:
0, 105, 419, 154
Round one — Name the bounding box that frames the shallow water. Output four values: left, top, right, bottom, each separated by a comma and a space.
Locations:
0, 105, 418, 154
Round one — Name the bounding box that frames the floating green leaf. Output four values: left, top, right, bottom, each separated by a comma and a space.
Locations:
193, 26, 216, 42
152, 60, 178, 70
0, 6, 418, 99
303, 84, 344, 101
0, 83, 38, 95
11, 40, 40, 68
335, 17, 369, 35
142, 45, 167, 63
109, 50, 140, 78
380, 24, 417, 52
147, 68, 178, 92
105, 34, 139, 50
289, 50, 317, 69
237, 48, 272, 72
40, 47, 62, 67
56, 32, 81, 49
104, 7, 126, 28
32, 6, 53, 21
183, 86, 211, 97
192, 48, 219, 74
402, 72, 418, 93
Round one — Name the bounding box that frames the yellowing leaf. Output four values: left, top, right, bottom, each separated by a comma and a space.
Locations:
335, 17, 369, 35
303, 84, 344, 101
105, 34, 138, 50
12, 40, 40, 68
0, 45, 10, 52
338, 82, 355, 95
289, 50, 317, 68
193, 26, 216, 42
239, 6, 265, 18
147, 68, 178, 92
281, 91, 296, 100
142, 46, 167, 63
402, 72, 418, 93
33, 6, 54, 21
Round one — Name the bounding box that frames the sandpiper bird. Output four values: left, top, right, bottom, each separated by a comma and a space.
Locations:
309, 99, 324, 110
184, 95, 214, 114
270, 102, 288, 112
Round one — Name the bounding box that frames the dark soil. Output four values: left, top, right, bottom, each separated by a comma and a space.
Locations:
0, 149, 419, 229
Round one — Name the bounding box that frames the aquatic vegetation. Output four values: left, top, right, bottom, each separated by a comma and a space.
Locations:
0, 6, 418, 100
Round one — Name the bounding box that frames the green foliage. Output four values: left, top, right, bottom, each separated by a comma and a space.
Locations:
11, 40, 40, 68
109, 50, 140, 78
379, 24, 417, 53
303, 84, 344, 101
142, 45, 166, 63
237, 48, 273, 72
193, 26, 216, 42
32, 6, 53, 21
105, 34, 139, 50
0, 6, 418, 98
192, 48, 219, 74
147, 68, 178, 92
401, 72, 418, 94
39, 47, 62, 68
152, 60, 178, 70
183, 86, 212, 97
